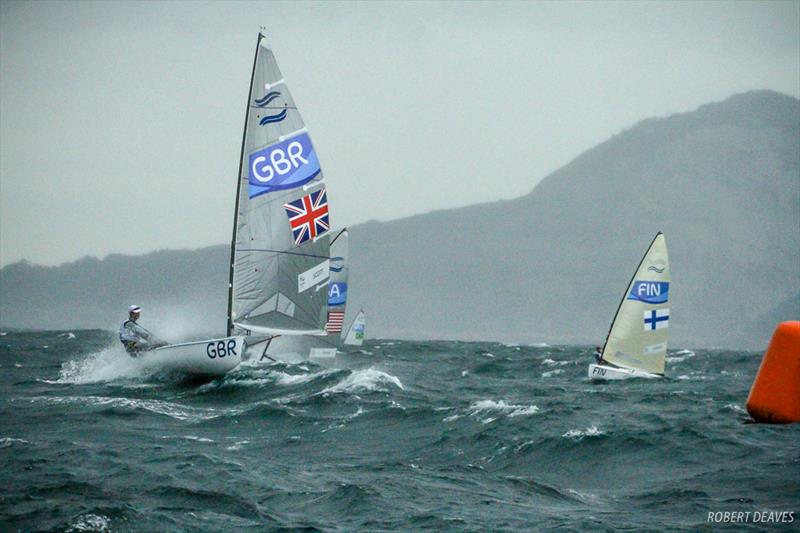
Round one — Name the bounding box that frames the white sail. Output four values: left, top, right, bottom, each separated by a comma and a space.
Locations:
600, 232, 670, 375
344, 309, 366, 346
228, 33, 330, 338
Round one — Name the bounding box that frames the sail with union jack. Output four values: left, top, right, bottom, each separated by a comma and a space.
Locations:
229, 33, 331, 338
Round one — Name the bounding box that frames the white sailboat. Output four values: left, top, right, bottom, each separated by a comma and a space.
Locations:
343, 309, 366, 346
589, 232, 670, 380
125, 32, 332, 376
230, 32, 333, 362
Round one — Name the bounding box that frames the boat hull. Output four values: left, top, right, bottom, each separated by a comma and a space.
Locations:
245, 336, 338, 364
588, 363, 661, 380
137, 336, 243, 376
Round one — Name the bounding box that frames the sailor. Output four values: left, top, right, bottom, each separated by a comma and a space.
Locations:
119, 305, 160, 355
594, 346, 603, 364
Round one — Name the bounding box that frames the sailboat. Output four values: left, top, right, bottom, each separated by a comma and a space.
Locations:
343, 309, 366, 346
589, 232, 670, 380
230, 32, 332, 362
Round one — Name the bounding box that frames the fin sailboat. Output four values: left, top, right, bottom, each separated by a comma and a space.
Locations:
589, 232, 670, 380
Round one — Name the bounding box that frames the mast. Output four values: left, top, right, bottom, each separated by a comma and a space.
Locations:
227, 33, 264, 336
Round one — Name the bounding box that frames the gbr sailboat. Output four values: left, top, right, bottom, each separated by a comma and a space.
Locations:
229, 32, 332, 359
589, 232, 670, 380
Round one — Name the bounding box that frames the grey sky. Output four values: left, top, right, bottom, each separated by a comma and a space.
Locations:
1, 0, 798, 267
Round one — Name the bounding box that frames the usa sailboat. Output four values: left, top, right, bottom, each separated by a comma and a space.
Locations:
589, 232, 670, 380
229, 32, 332, 360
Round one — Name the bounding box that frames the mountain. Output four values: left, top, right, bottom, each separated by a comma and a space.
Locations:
2, 91, 798, 349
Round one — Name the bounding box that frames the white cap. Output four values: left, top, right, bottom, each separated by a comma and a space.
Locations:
128, 305, 141, 314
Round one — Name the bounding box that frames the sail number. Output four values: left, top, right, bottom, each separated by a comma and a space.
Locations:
207, 340, 238, 359
251, 142, 308, 183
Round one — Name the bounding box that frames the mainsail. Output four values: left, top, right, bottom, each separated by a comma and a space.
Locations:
601, 232, 670, 375
228, 33, 330, 337
344, 309, 366, 346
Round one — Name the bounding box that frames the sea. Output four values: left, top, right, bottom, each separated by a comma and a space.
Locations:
1, 330, 797, 532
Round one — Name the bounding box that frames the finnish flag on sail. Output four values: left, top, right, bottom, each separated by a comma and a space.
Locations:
643, 308, 669, 331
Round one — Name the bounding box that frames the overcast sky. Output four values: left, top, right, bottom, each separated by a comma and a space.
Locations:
1, 1, 798, 267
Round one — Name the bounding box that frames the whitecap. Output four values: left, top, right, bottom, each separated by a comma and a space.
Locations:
24, 395, 241, 422
182, 435, 214, 443
467, 399, 539, 419
562, 426, 604, 441
725, 403, 746, 414
69, 513, 111, 532
56, 345, 157, 384
274, 369, 335, 386
0, 437, 30, 448
542, 369, 564, 378
58, 332, 77, 339
320, 367, 404, 394
541, 358, 569, 367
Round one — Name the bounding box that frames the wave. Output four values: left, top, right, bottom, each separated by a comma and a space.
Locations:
54, 345, 160, 384
0, 437, 30, 448
320, 367, 404, 395
67, 513, 111, 532
562, 426, 604, 440
24, 395, 243, 422
447, 399, 540, 423
541, 358, 570, 367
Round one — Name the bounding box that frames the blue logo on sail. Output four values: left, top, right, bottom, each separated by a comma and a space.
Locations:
328, 282, 347, 306
254, 91, 288, 126
627, 281, 669, 304
248, 132, 320, 198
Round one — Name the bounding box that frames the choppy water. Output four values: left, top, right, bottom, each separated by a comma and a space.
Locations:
1, 330, 797, 532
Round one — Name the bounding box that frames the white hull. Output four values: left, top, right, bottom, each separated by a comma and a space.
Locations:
588, 363, 661, 380
245, 337, 338, 364
136, 336, 243, 376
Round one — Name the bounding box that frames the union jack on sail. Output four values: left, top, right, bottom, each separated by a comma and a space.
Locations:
283, 188, 329, 246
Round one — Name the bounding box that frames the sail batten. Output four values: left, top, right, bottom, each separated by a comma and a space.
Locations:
601, 233, 670, 375
229, 33, 331, 338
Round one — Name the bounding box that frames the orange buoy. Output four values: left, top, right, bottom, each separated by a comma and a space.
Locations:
746, 321, 800, 424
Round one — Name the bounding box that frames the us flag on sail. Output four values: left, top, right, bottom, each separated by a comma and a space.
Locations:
326, 310, 345, 333
283, 188, 329, 246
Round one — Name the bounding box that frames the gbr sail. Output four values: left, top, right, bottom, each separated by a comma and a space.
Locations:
601, 232, 670, 375
228, 33, 331, 337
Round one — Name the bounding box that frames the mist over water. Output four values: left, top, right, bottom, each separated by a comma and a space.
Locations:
1, 330, 797, 531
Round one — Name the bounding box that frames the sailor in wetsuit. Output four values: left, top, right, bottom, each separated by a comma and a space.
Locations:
119, 305, 161, 355
594, 346, 603, 365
